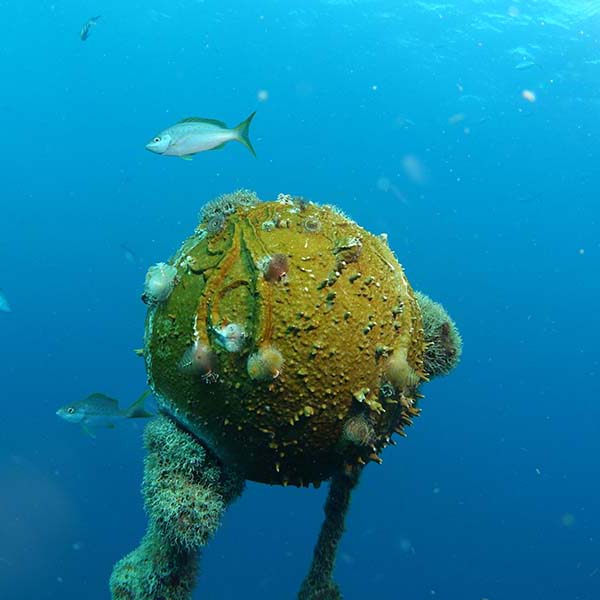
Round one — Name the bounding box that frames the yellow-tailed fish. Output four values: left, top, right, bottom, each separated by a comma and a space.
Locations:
145, 112, 256, 160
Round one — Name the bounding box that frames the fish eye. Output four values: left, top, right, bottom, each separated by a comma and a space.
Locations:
153, 137, 161, 143
67, 407, 75, 414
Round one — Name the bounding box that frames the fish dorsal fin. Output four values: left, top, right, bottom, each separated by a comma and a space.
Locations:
178, 117, 227, 128
87, 393, 119, 408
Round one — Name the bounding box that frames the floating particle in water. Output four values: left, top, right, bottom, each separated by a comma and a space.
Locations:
401, 154, 428, 185
376, 177, 391, 192
257, 89, 269, 102
448, 112, 465, 124
394, 115, 416, 128
376, 176, 407, 204
522, 89, 536, 102
561, 513, 575, 527
578, 248, 585, 255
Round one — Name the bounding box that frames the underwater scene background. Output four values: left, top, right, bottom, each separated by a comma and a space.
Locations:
1, 0, 599, 598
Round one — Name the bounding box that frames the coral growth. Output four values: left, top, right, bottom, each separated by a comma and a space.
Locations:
196, 189, 260, 239
110, 528, 198, 600
199, 189, 258, 224
415, 291, 462, 377
110, 416, 244, 600
298, 470, 361, 600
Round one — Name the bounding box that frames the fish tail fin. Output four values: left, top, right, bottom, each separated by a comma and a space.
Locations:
126, 390, 153, 419
233, 111, 257, 157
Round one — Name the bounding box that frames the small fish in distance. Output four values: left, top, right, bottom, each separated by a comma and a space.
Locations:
515, 60, 542, 71
56, 390, 153, 437
80, 15, 101, 41
145, 112, 256, 160
121, 242, 142, 266
0, 289, 10, 313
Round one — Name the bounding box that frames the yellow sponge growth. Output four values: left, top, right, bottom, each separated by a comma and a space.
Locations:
143, 191, 429, 485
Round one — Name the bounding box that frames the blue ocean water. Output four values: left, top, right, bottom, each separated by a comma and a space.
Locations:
1, 1, 599, 598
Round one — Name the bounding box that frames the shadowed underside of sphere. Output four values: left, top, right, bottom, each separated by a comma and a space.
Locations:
144, 191, 428, 485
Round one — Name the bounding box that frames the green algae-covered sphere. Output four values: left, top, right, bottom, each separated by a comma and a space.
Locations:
143, 191, 429, 486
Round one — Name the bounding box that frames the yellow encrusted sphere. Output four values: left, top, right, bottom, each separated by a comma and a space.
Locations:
143, 191, 428, 485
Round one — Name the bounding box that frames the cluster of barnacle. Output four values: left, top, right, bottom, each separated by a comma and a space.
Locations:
259, 194, 316, 231
179, 317, 283, 385
179, 340, 218, 383
277, 192, 295, 205
340, 411, 388, 469
213, 323, 247, 353
179, 334, 285, 385
196, 189, 260, 237
276, 192, 313, 211
342, 414, 376, 448
142, 262, 178, 305
247, 346, 284, 380
333, 236, 363, 270
261, 212, 292, 231
199, 189, 258, 222
302, 215, 321, 233
175, 249, 292, 389
339, 341, 427, 469
257, 253, 289, 283
323, 203, 353, 222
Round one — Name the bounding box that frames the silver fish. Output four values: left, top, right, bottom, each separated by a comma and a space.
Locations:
0, 290, 10, 313
121, 242, 141, 266
145, 112, 256, 160
56, 390, 152, 437
515, 60, 541, 71
80, 15, 101, 41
